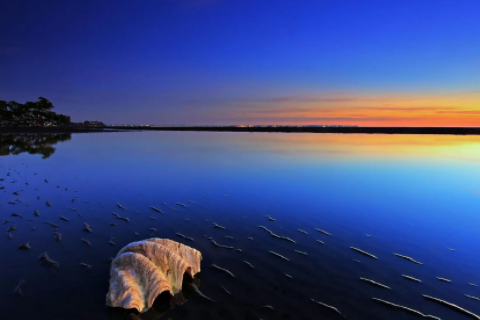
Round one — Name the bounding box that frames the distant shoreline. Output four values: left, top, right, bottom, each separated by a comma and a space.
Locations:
2, 126, 480, 135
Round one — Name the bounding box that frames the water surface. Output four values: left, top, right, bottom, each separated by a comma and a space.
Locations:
1, 132, 480, 320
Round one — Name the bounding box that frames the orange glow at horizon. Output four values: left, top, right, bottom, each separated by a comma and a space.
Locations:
227, 91, 480, 127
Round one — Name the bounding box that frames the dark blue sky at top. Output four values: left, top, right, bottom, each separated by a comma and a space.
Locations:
1, 0, 479, 124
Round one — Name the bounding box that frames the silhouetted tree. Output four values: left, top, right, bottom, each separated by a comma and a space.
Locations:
0, 97, 71, 127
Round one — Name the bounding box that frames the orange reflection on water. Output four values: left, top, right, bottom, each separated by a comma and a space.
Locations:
230, 133, 480, 162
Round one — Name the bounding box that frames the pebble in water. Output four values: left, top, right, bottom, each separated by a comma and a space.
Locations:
269, 251, 289, 261
14, 279, 26, 296
80, 263, 92, 272
38, 252, 59, 268
150, 206, 163, 213
360, 278, 390, 289
211, 239, 233, 249
176, 233, 195, 242
393, 253, 422, 265
81, 239, 92, 247
83, 223, 92, 233
17, 243, 31, 250
402, 275, 422, 283
372, 298, 440, 320
423, 294, 480, 320
294, 250, 308, 256
311, 299, 345, 318
350, 247, 378, 259
211, 264, 235, 277
315, 228, 332, 236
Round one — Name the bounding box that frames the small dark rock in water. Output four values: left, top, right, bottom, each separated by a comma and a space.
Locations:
59, 216, 69, 221
422, 294, 479, 320
402, 275, 422, 283
8, 201, 16, 205
13, 191, 19, 195
14, 279, 26, 296
44, 221, 58, 228
31, 227, 36, 231
315, 228, 332, 236
269, 251, 289, 261
54, 232, 62, 242
351, 247, 378, 259
298, 229, 308, 234
311, 299, 345, 318
220, 285, 231, 295
266, 215, 276, 221
34, 210, 40, 217
45, 201, 51, 207
176, 202, 187, 208
116, 203, 127, 210
37, 196, 40, 199
83, 223, 92, 233
18, 243, 31, 250
211, 264, 235, 277
225, 236, 234, 239
11, 213, 22, 219
294, 250, 308, 256
80, 263, 92, 272
176, 233, 195, 242
3, 219, 9, 225
109, 223, 117, 226
150, 206, 163, 213
44, 179, 48, 183
213, 223, 225, 229
81, 239, 92, 247
393, 253, 422, 264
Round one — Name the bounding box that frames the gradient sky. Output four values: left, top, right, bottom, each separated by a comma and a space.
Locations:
1, 0, 479, 126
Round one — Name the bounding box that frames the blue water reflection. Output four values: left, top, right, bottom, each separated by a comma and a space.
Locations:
1, 132, 479, 320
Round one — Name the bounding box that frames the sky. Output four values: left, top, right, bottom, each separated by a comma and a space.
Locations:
1, 0, 479, 126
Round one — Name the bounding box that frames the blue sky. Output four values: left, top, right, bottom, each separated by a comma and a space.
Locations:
1, 0, 479, 125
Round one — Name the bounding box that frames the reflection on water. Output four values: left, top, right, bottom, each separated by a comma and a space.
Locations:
0, 133, 71, 158
0, 132, 480, 320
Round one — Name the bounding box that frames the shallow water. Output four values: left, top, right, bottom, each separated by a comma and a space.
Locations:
1, 132, 480, 320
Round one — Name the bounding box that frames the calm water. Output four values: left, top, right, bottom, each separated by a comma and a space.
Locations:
1, 132, 480, 320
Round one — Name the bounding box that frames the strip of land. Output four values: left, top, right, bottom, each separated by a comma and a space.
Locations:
2, 126, 480, 135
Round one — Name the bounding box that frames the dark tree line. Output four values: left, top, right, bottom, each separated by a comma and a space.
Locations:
0, 133, 72, 159
0, 97, 71, 127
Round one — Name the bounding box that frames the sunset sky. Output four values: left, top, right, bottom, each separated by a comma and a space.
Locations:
1, 0, 479, 126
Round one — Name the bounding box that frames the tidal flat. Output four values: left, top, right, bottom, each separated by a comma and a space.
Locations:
1, 131, 480, 320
